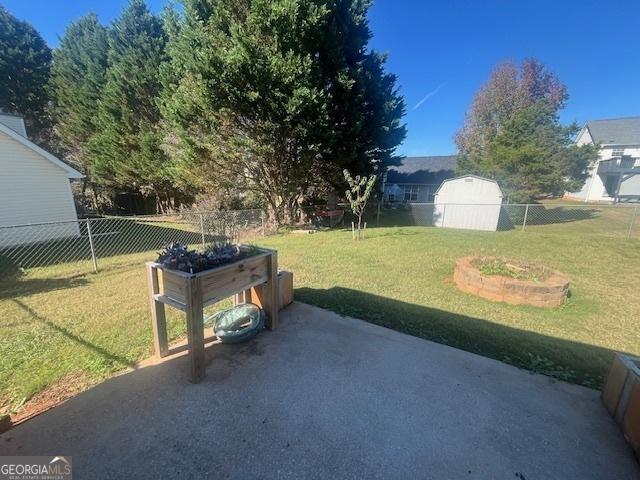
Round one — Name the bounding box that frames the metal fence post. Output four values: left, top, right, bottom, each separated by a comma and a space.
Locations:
86, 218, 98, 273
628, 206, 638, 239
199, 213, 206, 248
440, 203, 446, 227
522, 204, 529, 232
261, 211, 266, 236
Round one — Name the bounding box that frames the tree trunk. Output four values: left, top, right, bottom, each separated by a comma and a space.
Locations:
265, 192, 299, 227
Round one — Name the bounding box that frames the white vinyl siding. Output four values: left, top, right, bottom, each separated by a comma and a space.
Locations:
0, 131, 79, 246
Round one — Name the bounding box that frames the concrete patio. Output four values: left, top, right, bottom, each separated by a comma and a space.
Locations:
1, 302, 637, 479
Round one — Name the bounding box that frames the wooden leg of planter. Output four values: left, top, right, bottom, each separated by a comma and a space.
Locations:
147, 264, 168, 358
233, 289, 252, 305
264, 251, 279, 330
186, 276, 205, 383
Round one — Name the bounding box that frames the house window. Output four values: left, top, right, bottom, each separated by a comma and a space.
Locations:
388, 193, 396, 202
403, 185, 419, 202
611, 148, 624, 158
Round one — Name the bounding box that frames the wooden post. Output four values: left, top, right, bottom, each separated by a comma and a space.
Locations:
628, 206, 638, 239
86, 219, 98, 273
263, 251, 279, 330
614, 172, 623, 203
146, 264, 168, 357
522, 204, 529, 232
199, 213, 206, 248
185, 276, 205, 383
233, 289, 252, 305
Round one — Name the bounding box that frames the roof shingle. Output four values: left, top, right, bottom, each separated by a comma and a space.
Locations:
586, 117, 640, 145
386, 155, 457, 184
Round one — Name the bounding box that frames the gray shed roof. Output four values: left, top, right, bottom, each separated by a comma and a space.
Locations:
585, 117, 640, 146
386, 155, 457, 184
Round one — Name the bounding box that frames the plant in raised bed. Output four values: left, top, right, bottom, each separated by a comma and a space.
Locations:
454, 256, 570, 308
156, 242, 259, 273
472, 256, 551, 282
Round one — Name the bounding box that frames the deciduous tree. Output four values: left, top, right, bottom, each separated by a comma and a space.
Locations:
456, 58, 595, 202
456, 58, 567, 156
344, 169, 376, 240
462, 101, 597, 202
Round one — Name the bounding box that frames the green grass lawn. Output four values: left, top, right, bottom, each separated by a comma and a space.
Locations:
1, 207, 639, 414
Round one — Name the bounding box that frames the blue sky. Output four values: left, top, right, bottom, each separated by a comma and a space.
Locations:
4, 0, 640, 156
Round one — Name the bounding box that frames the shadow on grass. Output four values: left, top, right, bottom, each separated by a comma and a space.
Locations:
375, 204, 436, 227
374, 204, 600, 231
524, 206, 599, 225
0, 274, 89, 300
11, 299, 135, 369
0, 220, 226, 271
296, 286, 616, 389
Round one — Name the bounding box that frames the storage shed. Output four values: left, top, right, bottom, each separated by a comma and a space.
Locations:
0, 113, 83, 246
433, 175, 503, 231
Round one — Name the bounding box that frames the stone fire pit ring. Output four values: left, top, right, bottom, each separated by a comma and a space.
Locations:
453, 256, 570, 308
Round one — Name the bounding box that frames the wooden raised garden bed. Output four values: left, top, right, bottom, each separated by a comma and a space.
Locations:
146, 246, 278, 383
602, 353, 640, 460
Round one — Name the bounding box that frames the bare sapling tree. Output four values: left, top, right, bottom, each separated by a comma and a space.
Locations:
344, 169, 377, 240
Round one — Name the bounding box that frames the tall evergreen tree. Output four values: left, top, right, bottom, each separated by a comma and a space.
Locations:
161, 0, 405, 223
0, 5, 52, 143
91, 0, 181, 210
50, 13, 108, 177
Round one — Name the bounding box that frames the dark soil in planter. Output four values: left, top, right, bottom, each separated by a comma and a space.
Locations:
156, 242, 260, 274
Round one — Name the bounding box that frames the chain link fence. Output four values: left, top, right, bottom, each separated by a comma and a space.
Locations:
0, 209, 265, 276
1, 203, 638, 278
380, 202, 640, 238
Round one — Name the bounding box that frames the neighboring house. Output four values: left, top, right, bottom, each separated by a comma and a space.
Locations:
433, 175, 503, 231
0, 112, 83, 246
566, 116, 640, 203
384, 155, 457, 203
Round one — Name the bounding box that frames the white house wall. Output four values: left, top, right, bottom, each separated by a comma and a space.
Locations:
619, 173, 640, 196
575, 127, 593, 147
567, 128, 640, 202
0, 131, 80, 246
